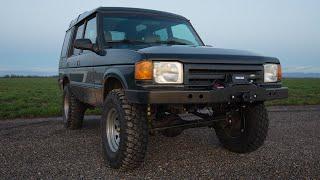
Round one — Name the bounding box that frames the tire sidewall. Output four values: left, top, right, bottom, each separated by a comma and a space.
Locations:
101, 92, 126, 166
215, 103, 269, 153
62, 86, 71, 127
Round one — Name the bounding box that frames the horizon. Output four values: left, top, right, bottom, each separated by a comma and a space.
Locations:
1, 71, 320, 78
0, 0, 319, 75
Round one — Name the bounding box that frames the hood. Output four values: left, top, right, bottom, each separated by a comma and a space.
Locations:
137, 45, 279, 64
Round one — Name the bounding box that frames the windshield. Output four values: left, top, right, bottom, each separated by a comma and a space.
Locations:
102, 14, 203, 47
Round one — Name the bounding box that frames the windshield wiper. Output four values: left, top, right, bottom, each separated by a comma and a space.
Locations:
154, 40, 189, 45
106, 39, 190, 47
106, 39, 147, 44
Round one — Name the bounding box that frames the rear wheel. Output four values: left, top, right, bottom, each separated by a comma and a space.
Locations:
101, 89, 148, 170
214, 103, 269, 153
62, 85, 86, 129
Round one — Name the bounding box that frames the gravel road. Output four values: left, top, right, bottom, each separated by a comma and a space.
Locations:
0, 106, 319, 179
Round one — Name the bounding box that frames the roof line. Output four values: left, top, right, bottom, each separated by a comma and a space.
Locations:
68, 7, 187, 29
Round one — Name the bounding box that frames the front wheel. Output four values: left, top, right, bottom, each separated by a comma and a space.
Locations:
101, 89, 148, 170
214, 103, 269, 153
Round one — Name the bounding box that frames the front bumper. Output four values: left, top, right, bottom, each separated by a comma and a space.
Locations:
125, 85, 288, 104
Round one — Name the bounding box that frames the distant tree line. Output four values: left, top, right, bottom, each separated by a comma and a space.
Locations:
1, 74, 59, 78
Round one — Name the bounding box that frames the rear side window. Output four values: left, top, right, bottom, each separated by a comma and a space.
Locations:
60, 30, 72, 58
73, 23, 85, 55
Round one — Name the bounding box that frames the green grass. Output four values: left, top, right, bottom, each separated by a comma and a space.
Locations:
0, 78, 60, 119
0, 77, 319, 119
266, 78, 320, 106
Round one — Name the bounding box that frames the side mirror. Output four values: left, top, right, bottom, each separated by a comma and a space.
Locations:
74, 39, 94, 51
74, 39, 106, 56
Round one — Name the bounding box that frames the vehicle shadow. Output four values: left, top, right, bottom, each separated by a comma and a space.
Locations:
80, 116, 227, 175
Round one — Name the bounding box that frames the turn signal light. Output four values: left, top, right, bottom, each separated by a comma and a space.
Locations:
277, 64, 282, 81
135, 60, 153, 80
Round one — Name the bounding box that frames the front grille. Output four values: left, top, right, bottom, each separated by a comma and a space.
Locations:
184, 64, 263, 89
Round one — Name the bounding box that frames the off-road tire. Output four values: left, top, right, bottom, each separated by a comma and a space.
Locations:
62, 85, 86, 129
161, 128, 184, 137
214, 103, 269, 153
101, 89, 148, 170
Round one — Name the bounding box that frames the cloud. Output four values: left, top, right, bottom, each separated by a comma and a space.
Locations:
283, 66, 320, 73
29, 67, 57, 73
0, 66, 58, 76
0, 67, 57, 73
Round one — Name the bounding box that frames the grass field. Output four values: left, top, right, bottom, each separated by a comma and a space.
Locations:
266, 78, 320, 106
0, 77, 320, 119
0, 78, 60, 119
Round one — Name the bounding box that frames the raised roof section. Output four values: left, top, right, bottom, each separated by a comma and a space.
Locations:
68, 7, 187, 29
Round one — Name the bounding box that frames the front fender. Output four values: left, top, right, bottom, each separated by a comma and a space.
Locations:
103, 68, 129, 89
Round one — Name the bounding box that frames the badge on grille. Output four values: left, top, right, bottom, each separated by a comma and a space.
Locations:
232, 74, 248, 84
235, 76, 245, 80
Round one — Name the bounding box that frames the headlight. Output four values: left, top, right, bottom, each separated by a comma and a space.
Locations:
153, 62, 183, 84
264, 64, 282, 83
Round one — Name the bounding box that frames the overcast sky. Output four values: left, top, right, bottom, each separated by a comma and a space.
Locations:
0, 0, 319, 75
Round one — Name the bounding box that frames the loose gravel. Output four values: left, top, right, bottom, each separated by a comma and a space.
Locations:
0, 106, 319, 179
